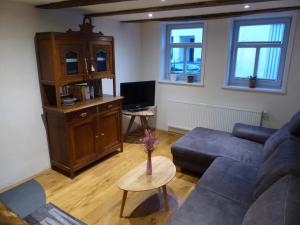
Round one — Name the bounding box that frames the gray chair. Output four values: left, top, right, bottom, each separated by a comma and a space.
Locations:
0, 179, 46, 218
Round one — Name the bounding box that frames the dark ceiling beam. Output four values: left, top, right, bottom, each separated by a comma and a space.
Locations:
121, 6, 300, 23
36, 0, 137, 9
86, 0, 280, 17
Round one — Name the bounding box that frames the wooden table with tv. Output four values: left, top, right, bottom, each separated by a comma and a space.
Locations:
120, 81, 156, 140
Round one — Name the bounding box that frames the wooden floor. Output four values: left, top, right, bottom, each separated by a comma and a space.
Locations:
35, 130, 199, 225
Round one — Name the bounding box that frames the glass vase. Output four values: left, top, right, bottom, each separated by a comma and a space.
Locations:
146, 151, 152, 176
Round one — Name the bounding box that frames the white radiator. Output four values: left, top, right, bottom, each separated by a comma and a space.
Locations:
167, 100, 262, 133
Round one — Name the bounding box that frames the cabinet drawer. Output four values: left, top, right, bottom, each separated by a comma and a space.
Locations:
99, 101, 121, 112
66, 107, 96, 123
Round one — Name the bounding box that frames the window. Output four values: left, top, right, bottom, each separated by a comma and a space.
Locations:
165, 23, 205, 84
227, 17, 292, 89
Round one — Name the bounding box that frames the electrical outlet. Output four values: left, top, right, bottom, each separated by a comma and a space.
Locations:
262, 111, 270, 121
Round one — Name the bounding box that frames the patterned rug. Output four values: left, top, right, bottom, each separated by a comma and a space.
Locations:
25, 203, 86, 225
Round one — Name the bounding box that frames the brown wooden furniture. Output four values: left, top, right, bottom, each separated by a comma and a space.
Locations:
35, 18, 123, 178
122, 108, 156, 140
118, 156, 176, 217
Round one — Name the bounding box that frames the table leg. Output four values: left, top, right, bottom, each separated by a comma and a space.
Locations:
140, 116, 146, 131
120, 190, 128, 218
124, 116, 135, 140
141, 116, 149, 129
157, 187, 162, 193
162, 185, 169, 211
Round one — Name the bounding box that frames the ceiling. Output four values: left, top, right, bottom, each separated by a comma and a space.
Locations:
10, 0, 59, 4
8, 0, 300, 22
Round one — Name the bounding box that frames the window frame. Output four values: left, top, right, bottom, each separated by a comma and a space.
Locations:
227, 17, 292, 89
165, 23, 206, 84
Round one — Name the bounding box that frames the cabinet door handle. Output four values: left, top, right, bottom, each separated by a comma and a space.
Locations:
101, 133, 105, 136
107, 104, 113, 109
95, 135, 99, 139
80, 112, 88, 118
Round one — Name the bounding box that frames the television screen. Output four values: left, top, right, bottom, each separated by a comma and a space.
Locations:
120, 80, 155, 110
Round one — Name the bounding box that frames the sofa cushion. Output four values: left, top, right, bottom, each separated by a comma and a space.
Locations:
199, 157, 257, 206
242, 175, 300, 225
289, 111, 300, 137
263, 123, 291, 160
171, 127, 264, 168
168, 186, 248, 225
254, 139, 300, 199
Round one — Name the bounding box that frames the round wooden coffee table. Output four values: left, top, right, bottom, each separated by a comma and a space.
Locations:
118, 156, 176, 217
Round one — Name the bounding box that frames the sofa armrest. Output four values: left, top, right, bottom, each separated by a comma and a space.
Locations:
232, 123, 277, 144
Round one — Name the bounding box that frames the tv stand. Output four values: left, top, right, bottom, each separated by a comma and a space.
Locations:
127, 107, 149, 112
122, 108, 156, 140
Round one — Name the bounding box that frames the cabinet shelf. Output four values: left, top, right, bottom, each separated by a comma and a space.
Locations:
44, 95, 123, 113
41, 75, 114, 87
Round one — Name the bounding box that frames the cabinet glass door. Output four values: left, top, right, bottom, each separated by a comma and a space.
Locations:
89, 40, 113, 77
58, 41, 86, 82
65, 51, 79, 75
96, 50, 107, 72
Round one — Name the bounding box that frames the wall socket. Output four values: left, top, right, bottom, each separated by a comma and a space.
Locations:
262, 111, 270, 121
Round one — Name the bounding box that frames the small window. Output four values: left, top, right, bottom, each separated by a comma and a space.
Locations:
227, 17, 292, 89
165, 23, 205, 84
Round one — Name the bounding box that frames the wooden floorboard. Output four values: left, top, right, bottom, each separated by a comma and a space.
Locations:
35, 130, 199, 225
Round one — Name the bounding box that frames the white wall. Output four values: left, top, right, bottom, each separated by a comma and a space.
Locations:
0, 1, 142, 190
92, 18, 142, 95
0, 1, 83, 190
0, 1, 81, 188
141, 11, 300, 130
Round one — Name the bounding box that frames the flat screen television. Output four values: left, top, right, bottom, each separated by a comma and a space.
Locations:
120, 80, 155, 111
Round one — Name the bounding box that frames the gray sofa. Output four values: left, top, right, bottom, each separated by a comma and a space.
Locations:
169, 112, 300, 225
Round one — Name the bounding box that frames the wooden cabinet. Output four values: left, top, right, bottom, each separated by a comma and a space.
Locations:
44, 97, 123, 178
36, 18, 122, 178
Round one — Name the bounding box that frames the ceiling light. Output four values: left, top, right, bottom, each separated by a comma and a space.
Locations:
161, 0, 166, 2
148, 13, 153, 18
244, 4, 250, 9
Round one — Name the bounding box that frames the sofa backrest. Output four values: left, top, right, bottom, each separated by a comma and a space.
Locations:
289, 111, 300, 137
242, 175, 300, 225
263, 123, 291, 160
263, 111, 300, 160
254, 138, 300, 199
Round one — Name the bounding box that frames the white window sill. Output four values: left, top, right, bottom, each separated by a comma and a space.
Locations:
158, 80, 204, 87
223, 85, 286, 94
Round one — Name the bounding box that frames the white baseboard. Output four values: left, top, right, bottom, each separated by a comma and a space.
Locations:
0, 168, 51, 193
